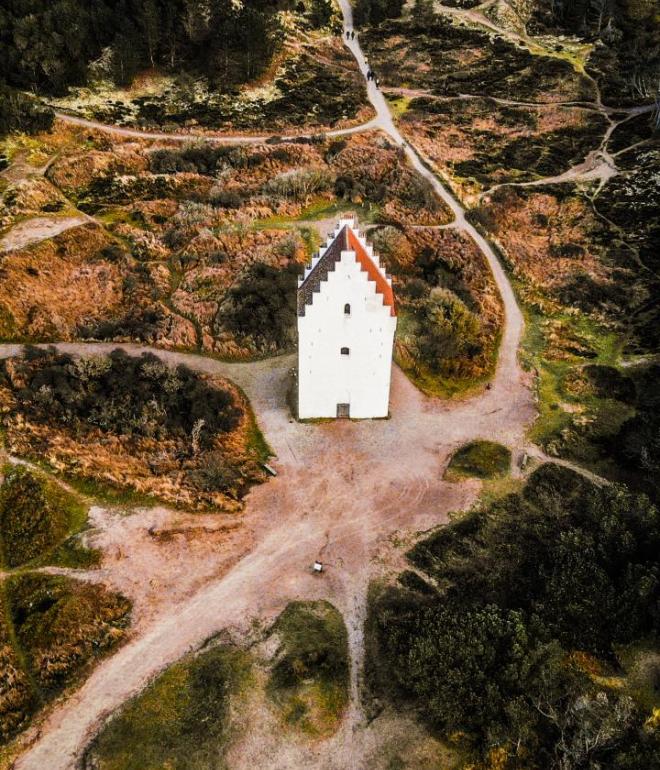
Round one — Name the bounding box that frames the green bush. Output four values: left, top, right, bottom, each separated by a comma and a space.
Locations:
2, 347, 240, 447
371, 464, 660, 763
215, 263, 300, 352
446, 440, 511, 479
0, 465, 92, 569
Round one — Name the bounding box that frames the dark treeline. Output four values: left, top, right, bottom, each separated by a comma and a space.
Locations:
0, 0, 335, 135
0, 0, 287, 95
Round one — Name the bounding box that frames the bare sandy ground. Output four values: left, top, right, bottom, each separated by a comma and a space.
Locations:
0, 215, 92, 252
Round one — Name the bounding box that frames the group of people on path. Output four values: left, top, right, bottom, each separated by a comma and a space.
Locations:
345, 28, 381, 88
366, 68, 380, 87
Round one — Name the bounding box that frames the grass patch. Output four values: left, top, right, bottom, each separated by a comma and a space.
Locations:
0, 573, 130, 744
86, 644, 251, 770
243, 397, 274, 463
6, 574, 130, 696
0, 464, 98, 570
445, 440, 511, 481
519, 298, 635, 476
266, 600, 349, 738
386, 94, 412, 119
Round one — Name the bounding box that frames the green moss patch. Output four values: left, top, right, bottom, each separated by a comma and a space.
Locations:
0, 574, 130, 745
86, 645, 251, 770
7, 574, 130, 695
267, 600, 349, 737
0, 464, 97, 569
446, 440, 511, 480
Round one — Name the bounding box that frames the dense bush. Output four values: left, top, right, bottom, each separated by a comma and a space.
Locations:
611, 363, 660, 504
216, 263, 300, 353
0, 85, 54, 136
370, 464, 660, 764
79, 308, 166, 344
354, 0, 405, 26
407, 288, 483, 375
0, 466, 68, 568
1, 347, 240, 447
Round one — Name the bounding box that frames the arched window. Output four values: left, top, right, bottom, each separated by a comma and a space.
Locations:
341, 347, 350, 356
344, 303, 351, 315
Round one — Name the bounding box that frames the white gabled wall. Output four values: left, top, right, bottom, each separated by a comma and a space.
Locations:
297, 222, 397, 419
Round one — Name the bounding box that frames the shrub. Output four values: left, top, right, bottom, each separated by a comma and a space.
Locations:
407, 288, 483, 374
3, 347, 240, 446
216, 263, 300, 352
446, 440, 511, 479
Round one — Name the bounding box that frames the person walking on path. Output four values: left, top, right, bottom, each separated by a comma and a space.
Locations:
346, 29, 350, 39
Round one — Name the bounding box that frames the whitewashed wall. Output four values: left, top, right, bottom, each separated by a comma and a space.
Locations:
297, 222, 396, 419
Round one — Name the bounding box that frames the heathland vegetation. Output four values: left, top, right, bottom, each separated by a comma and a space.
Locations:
0, 464, 97, 569
369, 464, 660, 768
0, 347, 268, 508
0, 574, 130, 744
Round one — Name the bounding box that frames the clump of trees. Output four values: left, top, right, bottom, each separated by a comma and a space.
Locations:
215, 263, 300, 353
369, 463, 660, 767
0, 0, 286, 94
353, 0, 405, 26
0, 85, 53, 136
0, 346, 240, 447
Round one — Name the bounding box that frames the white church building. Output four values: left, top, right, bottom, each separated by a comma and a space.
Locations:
297, 217, 397, 419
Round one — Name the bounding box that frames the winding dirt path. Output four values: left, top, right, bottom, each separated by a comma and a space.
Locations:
54, 110, 379, 144
8, 5, 538, 768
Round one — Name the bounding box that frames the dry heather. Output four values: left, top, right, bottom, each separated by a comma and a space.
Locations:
0, 224, 126, 341
1, 127, 452, 359
0, 351, 267, 510
472, 184, 641, 328
398, 98, 609, 199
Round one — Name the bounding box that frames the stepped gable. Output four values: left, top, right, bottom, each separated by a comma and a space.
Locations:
346, 227, 395, 316
297, 223, 395, 317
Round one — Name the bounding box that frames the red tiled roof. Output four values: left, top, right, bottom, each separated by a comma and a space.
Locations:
347, 227, 395, 316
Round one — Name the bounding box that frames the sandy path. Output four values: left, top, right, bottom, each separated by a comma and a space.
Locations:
3, 337, 534, 770
0, 215, 93, 252
54, 111, 379, 144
